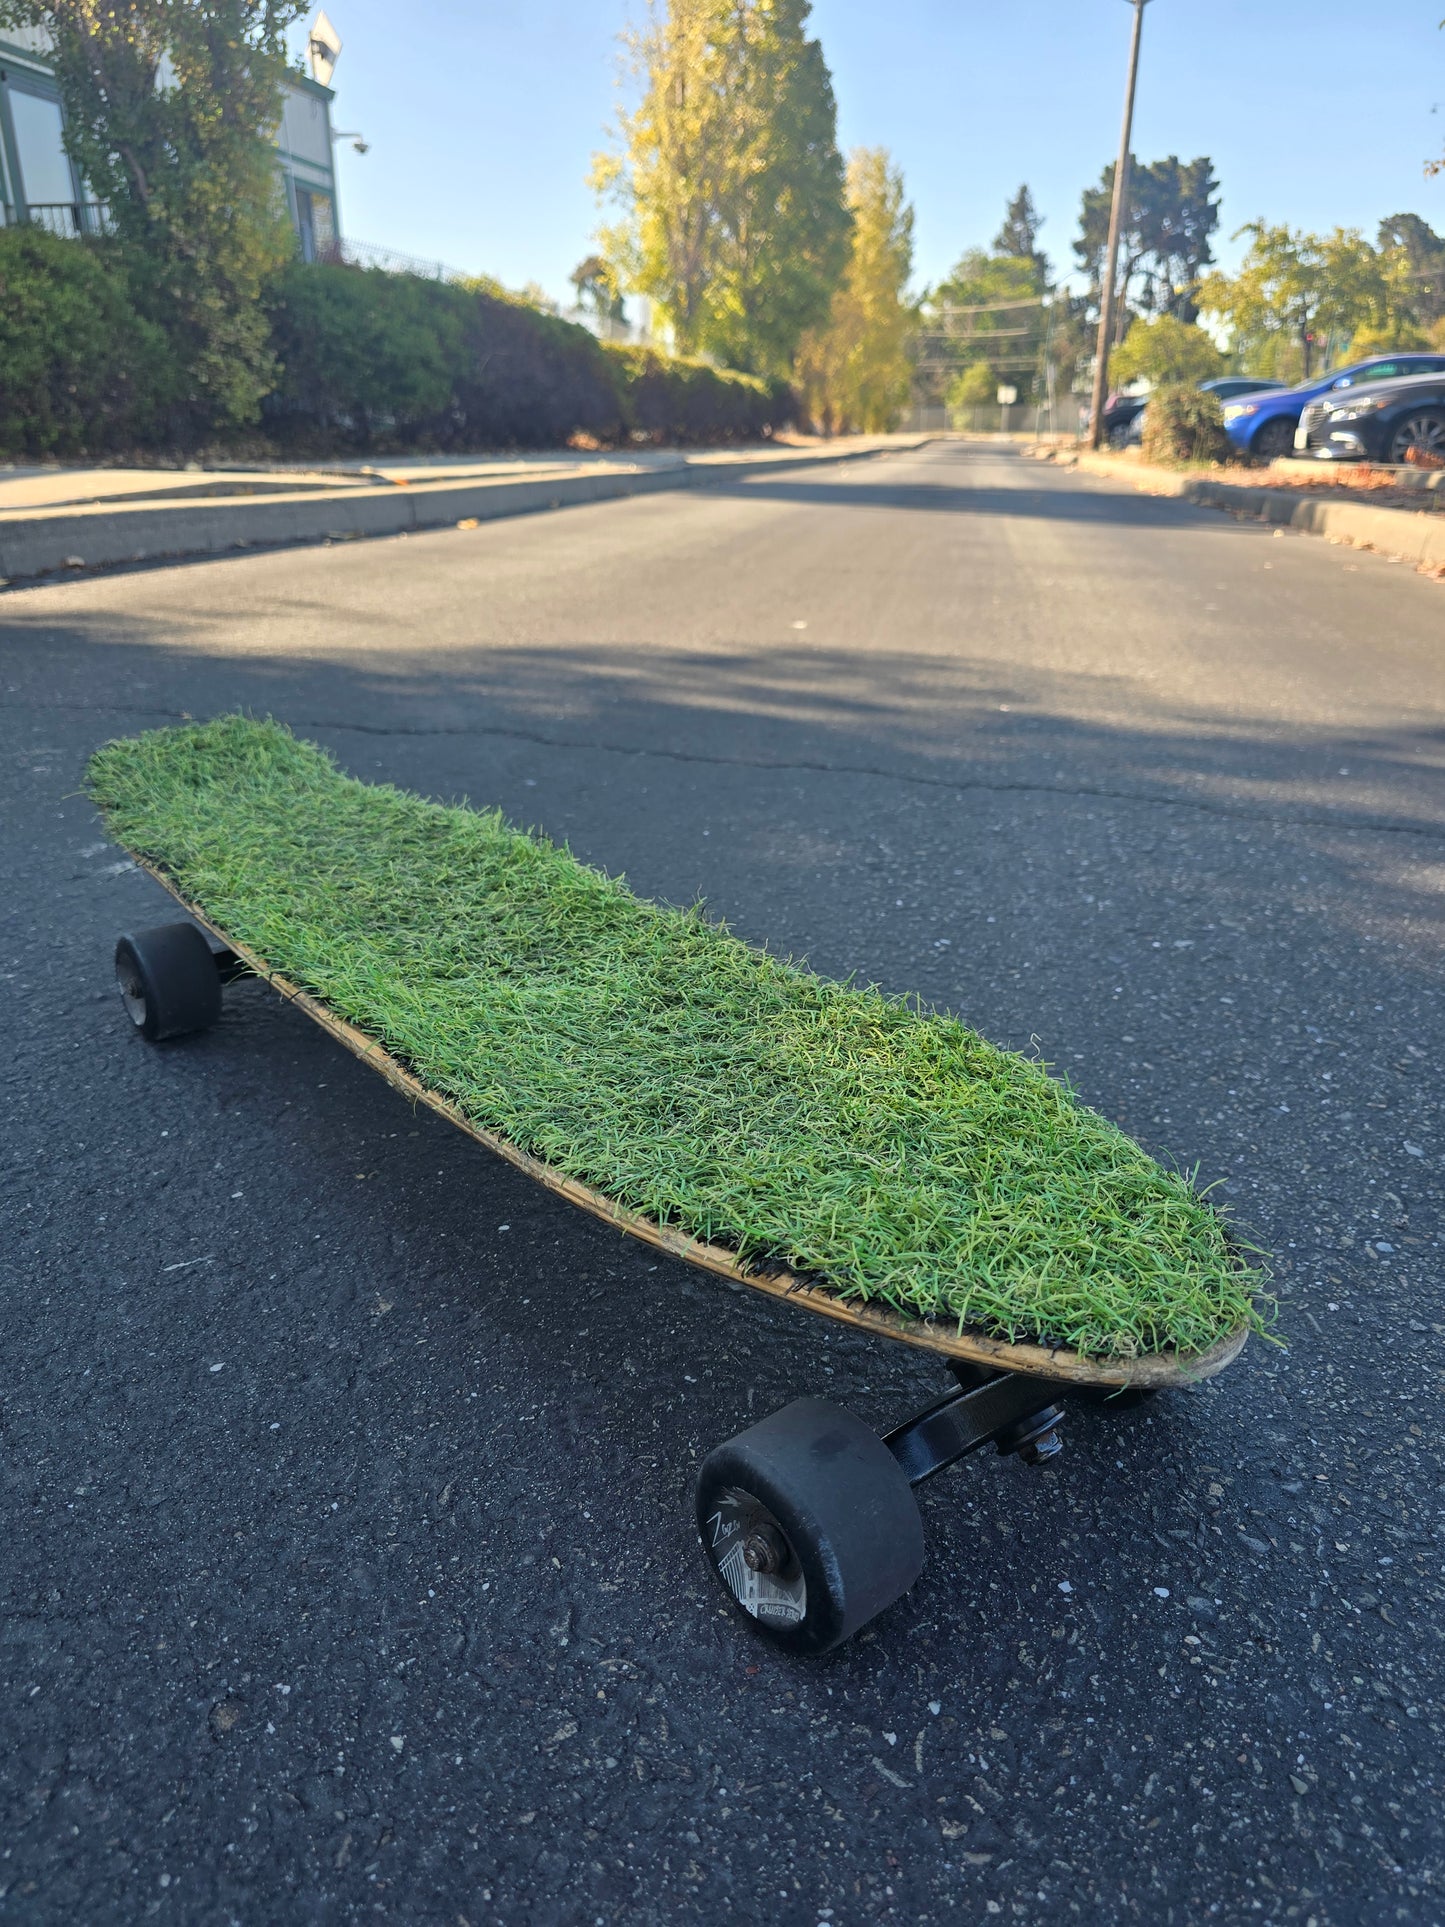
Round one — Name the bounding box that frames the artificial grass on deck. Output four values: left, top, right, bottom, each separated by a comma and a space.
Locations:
88, 717, 1267, 1359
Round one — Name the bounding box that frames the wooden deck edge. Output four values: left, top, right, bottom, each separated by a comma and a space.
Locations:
126, 855, 1251, 1391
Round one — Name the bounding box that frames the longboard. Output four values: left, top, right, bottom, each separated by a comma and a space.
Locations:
125, 853, 1246, 1395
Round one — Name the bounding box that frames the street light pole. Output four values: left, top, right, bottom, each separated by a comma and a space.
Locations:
1087, 0, 1150, 449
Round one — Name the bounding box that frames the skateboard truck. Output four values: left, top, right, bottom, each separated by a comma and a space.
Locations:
881, 1363, 1065, 1485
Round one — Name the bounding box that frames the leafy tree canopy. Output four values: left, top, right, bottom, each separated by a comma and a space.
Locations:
1199, 222, 1416, 382
1378, 212, 1445, 326
945, 358, 998, 419
1110, 314, 1223, 388
0, 0, 305, 433
795, 146, 914, 434
919, 213, 1051, 407
934, 247, 1042, 310
594, 0, 850, 378
571, 255, 627, 322
1075, 154, 1220, 327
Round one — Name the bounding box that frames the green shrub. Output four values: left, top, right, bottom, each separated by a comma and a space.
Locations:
454, 287, 624, 447
603, 344, 790, 443
265, 262, 623, 451
1140, 384, 1232, 467
263, 262, 468, 448
0, 226, 172, 459
265, 264, 792, 452
0, 241, 798, 459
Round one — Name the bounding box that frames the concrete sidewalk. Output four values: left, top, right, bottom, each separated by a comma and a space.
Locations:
0, 436, 928, 583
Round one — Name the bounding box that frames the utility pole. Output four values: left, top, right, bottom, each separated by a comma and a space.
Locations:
1087, 0, 1150, 449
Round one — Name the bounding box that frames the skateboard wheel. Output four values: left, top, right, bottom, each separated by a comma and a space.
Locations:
114, 922, 223, 1042
696, 1397, 924, 1655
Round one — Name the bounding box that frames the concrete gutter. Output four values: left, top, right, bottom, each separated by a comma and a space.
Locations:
1039, 446, 1445, 572
0, 437, 930, 585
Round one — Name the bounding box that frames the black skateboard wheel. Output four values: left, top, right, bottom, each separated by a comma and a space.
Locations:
114, 922, 223, 1043
696, 1397, 925, 1655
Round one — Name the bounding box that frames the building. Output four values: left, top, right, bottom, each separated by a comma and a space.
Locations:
0, 20, 340, 257
276, 71, 340, 261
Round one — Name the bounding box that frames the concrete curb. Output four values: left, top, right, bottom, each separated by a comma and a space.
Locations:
0, 439, 930, 584
1043, 448, 1445, 571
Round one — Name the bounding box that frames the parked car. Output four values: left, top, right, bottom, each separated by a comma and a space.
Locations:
1296, 369, 1445, 465
1102, 389, 1148, 444
1200, 376, 1278, 402
1220, 353, 1445, 461
1118, 374, 1276, 447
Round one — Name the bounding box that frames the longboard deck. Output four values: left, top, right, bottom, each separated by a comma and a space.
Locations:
127, 854, 1247, 1391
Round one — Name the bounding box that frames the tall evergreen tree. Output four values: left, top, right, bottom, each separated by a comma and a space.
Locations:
0, 0, 304, 434
795, 147, 914, 433
993, 184, 1048, 285
593, 0, 850, 377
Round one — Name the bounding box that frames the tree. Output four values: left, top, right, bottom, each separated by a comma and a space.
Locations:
1110, 313, 1223, 387
915, 241, 1047, 409
1378, 213, 1445, 327
0, 0, 304, 434
1075, 154, 1220, 330
934, 248, 1043, 309
1199, 223, 1404, 383
593, 0, 850, 378
570, 254, 627, 323
993, 183, 1049, 284
794, 147, 914, 433
945, 358, 997, 425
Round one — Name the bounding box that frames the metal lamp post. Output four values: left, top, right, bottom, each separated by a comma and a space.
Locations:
1087, 0, 1151, 450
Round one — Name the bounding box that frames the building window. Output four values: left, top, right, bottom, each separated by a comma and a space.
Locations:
8, 83, 78, 229
295, 187, 336, 263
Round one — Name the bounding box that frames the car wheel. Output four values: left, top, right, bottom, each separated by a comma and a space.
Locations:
1387, 410, 1445, 466
1250, 418, 1296, 463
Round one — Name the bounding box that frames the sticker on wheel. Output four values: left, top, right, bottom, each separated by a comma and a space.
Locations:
704, 1486, 806, 1625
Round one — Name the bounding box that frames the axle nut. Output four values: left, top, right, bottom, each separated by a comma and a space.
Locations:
741, 1524, 789, 1575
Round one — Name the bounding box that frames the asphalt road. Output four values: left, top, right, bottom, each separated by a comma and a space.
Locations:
3, 442, 1442, 1925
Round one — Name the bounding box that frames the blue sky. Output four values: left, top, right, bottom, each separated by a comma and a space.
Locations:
304, 1, 1445, 304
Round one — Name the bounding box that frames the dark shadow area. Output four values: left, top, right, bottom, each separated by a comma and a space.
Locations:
8, 611, 1445, 847
714, 470, 1233, 528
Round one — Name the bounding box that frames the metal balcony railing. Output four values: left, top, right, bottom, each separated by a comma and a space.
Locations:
7, 200, 113, 237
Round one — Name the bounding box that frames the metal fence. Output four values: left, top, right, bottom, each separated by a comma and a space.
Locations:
898, 396, 1081, 438
328, 236, 471, 283
3, 199, 112, 236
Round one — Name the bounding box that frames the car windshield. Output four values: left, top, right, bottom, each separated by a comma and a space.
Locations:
1304, 356, 1434, 394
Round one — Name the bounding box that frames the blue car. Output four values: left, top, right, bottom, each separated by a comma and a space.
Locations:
1221, 352, 1445, 461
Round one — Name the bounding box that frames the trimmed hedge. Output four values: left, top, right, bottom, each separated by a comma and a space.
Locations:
0, 241, 795, 459
265, 266, 791, 451
603, 343, 788, 445
264, 262, 626, 450
0, 226, 173, 458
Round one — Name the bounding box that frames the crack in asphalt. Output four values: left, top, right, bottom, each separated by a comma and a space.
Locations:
18, 693, 1445, 841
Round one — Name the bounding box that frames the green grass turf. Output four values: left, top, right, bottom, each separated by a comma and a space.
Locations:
88, 716, 1269, 1359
